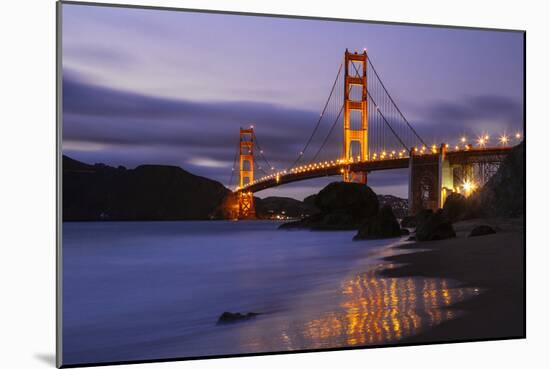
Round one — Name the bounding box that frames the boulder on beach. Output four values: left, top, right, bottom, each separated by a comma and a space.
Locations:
217, 311, 261, 324
400, 215, 417, 228
415, 210, 456, 241
442, 193, 468, 222
354, 205, 402, 240
279, 182, 379, 230
468, 225, 497, 237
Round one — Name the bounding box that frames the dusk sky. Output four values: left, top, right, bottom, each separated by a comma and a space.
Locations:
62, 3, 524, 199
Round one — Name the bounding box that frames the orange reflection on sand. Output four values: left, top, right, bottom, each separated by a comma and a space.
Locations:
302, 264, 476, 347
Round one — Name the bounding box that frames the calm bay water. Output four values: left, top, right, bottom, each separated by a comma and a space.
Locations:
62, 221, 476, 365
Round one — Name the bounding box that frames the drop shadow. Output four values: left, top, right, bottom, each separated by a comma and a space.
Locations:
34, 353, 56, 367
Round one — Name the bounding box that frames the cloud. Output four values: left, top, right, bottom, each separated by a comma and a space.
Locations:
62, 70, 523, 198
412, 95, 523, 141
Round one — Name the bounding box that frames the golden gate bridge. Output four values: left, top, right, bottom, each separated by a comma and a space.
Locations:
228, 50, 520, 219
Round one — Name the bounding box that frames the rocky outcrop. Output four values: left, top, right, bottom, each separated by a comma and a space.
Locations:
442, 193, 468, 222
217, 311, 261, 324
415, 210, 456, 241
354, 205, 402, 240
400, 216, 417, 228
469, 225, 497, 237
279, 182, 379, 230
467, 142, 524, 218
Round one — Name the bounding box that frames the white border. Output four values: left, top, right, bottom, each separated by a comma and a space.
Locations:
2, 0, 548, 368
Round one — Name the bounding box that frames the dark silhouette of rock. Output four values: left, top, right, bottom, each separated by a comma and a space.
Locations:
401, 228, 410, 235
315, 182, 379, 219
469, 225, 497, 237
63, 155, 230, 221
416, 210, 456, 241
415, 209, 433, 225
467, 142, 524, 218
442, 193, 468, 222
401, 215, 417, 228
354, 205, 402, 240
217, 311, 260, 324
279, 182, 379, 230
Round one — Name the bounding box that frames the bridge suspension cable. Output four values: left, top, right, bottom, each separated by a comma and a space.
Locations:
367, 57, 427, 148
349, 61, 408, 152
286, 63, 343, 171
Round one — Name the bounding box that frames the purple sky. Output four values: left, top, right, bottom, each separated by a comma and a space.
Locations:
61, 3, 524, 199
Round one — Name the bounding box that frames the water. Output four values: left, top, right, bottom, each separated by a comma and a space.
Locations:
62, 221, 477, 365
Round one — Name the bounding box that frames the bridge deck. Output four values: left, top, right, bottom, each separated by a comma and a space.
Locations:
240, 146, 513, 193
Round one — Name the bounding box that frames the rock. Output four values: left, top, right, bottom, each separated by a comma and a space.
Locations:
416, 210, 456, 241
415, 209, 433, 225
400, 228, 410, 235
468, 225, 497, 237
280, 182, 379, 230
400, 215, 417, 228
467, 142, 524, 218
315, 182, 379, 221
406, 236, 417, 241
354, 205, 402, 240
442, 193, 468, 222
217, 311, 261, 324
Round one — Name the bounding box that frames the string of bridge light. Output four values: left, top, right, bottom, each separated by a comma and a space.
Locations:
234, 131, 522, 191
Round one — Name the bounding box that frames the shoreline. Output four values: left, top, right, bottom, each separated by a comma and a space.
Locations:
377, 217, 525, 344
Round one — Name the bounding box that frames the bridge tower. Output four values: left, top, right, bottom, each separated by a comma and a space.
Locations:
342, 49, 368, 183
238, 127, 255, 219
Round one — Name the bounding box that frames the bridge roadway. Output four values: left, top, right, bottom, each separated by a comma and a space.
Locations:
240, 146, 513, 193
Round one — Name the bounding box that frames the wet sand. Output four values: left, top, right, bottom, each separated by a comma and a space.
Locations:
379, 217, 525, 343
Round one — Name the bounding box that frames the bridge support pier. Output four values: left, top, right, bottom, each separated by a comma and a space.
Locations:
237, 191, 255, 219
408, 144, 454, 215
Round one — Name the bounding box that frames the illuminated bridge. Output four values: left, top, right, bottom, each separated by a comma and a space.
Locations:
228, 50, 520, 219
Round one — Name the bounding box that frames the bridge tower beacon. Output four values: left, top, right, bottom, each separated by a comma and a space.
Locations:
342, 49, 368, 183
238, 127, 255, 219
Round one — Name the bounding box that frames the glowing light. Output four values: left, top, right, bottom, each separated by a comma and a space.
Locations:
499, 135, 509, 145
462, 180, 477, 197
477, 137, 486, 147
515, 132, 522, 139
461, 137, 467, 143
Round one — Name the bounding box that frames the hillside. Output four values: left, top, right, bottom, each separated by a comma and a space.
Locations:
62, 156, 230, 221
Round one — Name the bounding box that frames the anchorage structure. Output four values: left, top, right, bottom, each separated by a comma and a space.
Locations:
238, 127, 255, 218
342, 49, 368, 183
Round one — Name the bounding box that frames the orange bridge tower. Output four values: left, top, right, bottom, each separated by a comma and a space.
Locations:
238, 127, 255, 219
342, 49, 368, 183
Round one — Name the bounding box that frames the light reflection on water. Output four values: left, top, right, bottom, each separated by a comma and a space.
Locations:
235, 263, 479, 353
299, 264, 478, 348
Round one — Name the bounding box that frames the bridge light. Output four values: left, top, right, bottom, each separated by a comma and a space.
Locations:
461, 136, 467, 143
515, 132, 522, 140
462, 180, 477, 197
455, 145, 460, 150
485, 134, 489, 140
500, 135, 509, 145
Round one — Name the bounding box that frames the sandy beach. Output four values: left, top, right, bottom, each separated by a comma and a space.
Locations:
379, 217, 525, 344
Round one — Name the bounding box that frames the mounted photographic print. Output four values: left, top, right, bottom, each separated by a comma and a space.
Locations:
57, 1, 526, 367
